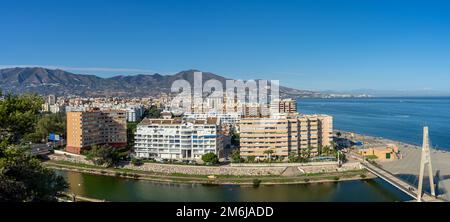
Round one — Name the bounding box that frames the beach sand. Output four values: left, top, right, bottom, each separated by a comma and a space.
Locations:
340, 131, 450, 201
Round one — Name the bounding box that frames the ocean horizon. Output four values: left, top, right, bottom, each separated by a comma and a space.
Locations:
297, 97, 450, 151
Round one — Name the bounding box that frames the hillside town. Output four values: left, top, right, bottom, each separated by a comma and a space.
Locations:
39, 93, 342, 164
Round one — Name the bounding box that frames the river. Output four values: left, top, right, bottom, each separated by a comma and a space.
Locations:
57, 170, 412, 202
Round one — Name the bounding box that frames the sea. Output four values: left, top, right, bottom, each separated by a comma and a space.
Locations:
297, 97, 450, 151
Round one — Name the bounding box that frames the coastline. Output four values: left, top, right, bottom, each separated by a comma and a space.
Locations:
339, 129, 450, 154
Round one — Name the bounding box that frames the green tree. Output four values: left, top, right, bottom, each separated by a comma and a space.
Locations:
145, 106, 162, 118
131, 157, 143, 166
0, 93, 44, 143
336, 131, 342, 138
321, 145, 331, 156
201, 152, 219, 165
127, 122, 138, 150
288, 152, 299, 163
0, 92, 68, 202
336, 151, 347, 163
246, 156, 256, 163
299, 147, 312, 163
263, 149, 275, 161
25, 113, 66, 143
0, 143, 68, 202
231, 132, 240, 147
85, 145, 122, 167
230, 149, 242, 163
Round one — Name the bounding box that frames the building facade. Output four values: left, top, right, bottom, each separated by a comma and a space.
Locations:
270, 98, 297, 114
66, 109, 127, 154
239, 113, 333, 159
134, 118, 224, 159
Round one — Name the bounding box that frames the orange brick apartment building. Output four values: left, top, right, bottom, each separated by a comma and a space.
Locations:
66, 108, 127, 154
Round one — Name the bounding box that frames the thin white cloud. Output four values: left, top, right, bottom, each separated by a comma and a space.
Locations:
0, 64, 158, 74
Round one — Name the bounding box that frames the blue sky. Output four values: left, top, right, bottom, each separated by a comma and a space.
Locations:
1, 0, 450, 93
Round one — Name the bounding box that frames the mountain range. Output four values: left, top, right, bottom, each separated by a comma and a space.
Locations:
0, 67, 335, 98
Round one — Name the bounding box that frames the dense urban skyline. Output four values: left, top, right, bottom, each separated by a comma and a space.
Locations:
1, 0, 450, 94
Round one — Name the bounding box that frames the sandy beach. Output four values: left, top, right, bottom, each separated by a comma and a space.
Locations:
341, 130, 450, 200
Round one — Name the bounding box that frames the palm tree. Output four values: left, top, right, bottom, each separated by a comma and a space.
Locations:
263, 149, 275, 161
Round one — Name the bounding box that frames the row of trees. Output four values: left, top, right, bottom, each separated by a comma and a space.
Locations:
0, 92, 68, 202
24, 112, 66, 144
229, 145, 345, 164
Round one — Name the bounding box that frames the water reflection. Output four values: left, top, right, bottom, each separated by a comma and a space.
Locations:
57, 170, 412, 202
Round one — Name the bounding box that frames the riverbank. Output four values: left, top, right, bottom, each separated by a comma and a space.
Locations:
44, 160, 373, 186
57, 170, 411, 202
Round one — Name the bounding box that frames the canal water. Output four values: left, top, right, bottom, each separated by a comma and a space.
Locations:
57, 170, 412, 202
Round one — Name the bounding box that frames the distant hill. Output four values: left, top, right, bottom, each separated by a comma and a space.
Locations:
0, 67, 331, 98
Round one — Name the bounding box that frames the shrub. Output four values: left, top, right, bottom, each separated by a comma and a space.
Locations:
202, 153, 219, 165
131, 157, 143, 166
253, 179, 262, 188
333, 176, 340, 181
246, 156, 256, 163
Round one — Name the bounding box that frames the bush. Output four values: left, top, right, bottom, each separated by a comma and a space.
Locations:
360, 174, 367, 179
253, 179, 262, 188
131, 157, 143, 166
230, 149, 243, 163
304, 178, 310, 183
246, 156, 256, 163
333, 176, 340, 181
202, 153, 219, 165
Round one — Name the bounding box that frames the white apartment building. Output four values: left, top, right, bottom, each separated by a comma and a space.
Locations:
134, 118, 224, 159
124, 105, 145, 122
183, 112, 241, 126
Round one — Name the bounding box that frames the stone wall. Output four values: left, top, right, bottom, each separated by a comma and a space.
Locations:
49, 153, 91, 165
48, 153, 361, 176
125, 163, 286, 176
298, 162, 361, 174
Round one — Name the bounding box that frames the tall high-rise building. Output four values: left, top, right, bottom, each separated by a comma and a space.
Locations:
47, 94, 57, 105
239, 113, 332, 158
66, 109, 127, 154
